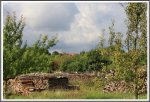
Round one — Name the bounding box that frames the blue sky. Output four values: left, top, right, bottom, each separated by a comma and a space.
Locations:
3, 2, 127, 53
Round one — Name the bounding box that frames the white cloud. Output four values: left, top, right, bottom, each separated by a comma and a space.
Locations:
3, 3, 78, 31
3, 2, 127, 53
60, 3, 103, 45
18, 3, 79, 32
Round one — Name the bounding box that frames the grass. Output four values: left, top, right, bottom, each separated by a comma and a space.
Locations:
4, 77, 147, 99
6, 87, 147, 99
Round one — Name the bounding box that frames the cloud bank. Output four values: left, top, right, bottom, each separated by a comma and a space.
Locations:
3, 2, 127, 53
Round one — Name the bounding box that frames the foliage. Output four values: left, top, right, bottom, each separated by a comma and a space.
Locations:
87, 50, 108, 71
98, 29, 106, 48
124, 3, 147, 99
3, 12, 26, 79
95, 3, 147, 99
3, 13, 58, 79
59, 54, 87, 72
125, 3, 147, 51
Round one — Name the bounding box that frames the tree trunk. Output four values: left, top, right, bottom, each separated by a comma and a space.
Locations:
134, 67, 139, 99
135, 83, 138, 99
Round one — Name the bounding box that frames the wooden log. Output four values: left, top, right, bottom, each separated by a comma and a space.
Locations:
21, 80, 34, 85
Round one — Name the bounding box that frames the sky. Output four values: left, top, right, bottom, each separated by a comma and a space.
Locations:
3, 2, 127, 53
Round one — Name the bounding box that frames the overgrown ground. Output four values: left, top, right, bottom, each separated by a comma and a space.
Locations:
6, 89, 147, 99
4, 77, 147, 99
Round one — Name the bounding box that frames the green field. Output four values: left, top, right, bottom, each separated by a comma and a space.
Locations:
5, 88, 147, 99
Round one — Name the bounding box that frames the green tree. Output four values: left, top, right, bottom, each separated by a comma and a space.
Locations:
108, 20, 116, 46
3, 12, 26, 79
124, 3, 147, 99
3, 13, 58, 79
98, 29, 105, 48
125, 3, 147, 51
87, 50, 105, 72
100, 20, 123, 70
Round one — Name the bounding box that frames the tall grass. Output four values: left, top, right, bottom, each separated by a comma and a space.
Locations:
6, 87, 147, 99
5, 77, 147, 99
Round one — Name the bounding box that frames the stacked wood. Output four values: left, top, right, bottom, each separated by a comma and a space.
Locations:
137, 82, 147, 95
103, 67, 147, 94
6, 72, 82, 96
103, 80, 147, 94
103, 80, 126, 93
7, 78, 32, 96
